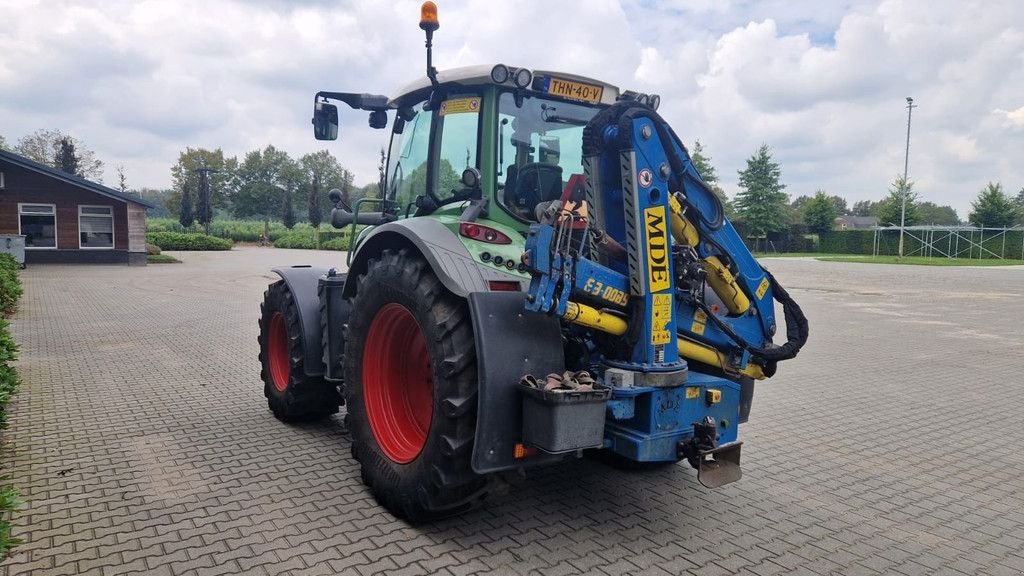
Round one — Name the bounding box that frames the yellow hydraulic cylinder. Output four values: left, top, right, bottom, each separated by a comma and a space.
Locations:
668, 196, 700, 246
702, 256, 751, 315
668, 196, 751, 316
561, 300, 765, 380
678, 337, 766, 380
562, 301, 628, 336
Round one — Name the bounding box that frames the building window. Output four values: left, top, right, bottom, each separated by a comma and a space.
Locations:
79, 205, 114, 249
19, 203, 57, 249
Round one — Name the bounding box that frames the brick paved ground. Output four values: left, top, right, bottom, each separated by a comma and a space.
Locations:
2, 249, 1024, 576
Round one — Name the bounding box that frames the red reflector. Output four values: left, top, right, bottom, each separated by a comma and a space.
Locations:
488, 281, 520, 292
459, 222, 512, 244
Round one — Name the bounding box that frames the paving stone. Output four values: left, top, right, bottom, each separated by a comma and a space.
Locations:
1, 252, 1023, 576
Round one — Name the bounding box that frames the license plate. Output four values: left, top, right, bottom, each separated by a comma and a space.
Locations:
544, 76, 603, 104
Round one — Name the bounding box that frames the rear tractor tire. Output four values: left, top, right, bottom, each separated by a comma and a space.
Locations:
343, 248, 490, 522
259, 280, 340, 422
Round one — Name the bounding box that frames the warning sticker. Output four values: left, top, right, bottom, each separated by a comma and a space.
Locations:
690, 309, 707, 336
756, 277, 770, 300
685, 386, 700, 400
651, 293, 672, 345
439, 97, 481, 116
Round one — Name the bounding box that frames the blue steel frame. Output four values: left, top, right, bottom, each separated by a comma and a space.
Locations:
524, 112, 775, 462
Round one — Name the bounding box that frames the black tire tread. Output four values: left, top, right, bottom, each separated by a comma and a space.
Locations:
343, 248, 491, 522
258, 280, 339, 422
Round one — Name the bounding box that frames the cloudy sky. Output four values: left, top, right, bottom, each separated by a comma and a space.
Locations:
2, 0, 1022, 218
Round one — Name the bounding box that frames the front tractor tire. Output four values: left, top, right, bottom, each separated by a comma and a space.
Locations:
259, 280, 340, 422
344, 249, 490, 522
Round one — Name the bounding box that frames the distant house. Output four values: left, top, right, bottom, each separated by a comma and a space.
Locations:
0, 149, 156, 265
834, 215, 878, 230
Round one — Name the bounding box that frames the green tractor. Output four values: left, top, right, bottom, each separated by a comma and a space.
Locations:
258, 2, 806, 521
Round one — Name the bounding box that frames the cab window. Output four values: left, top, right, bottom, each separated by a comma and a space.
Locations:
387, 101, 432, 210
496, 91, 597, 220
432, 95, 481, 201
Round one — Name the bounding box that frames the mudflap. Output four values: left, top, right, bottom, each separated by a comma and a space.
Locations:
272, 265, 331, 377
468, 292, 566, 474
697, 442, 743, 489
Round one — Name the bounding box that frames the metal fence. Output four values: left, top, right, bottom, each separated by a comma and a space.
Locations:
872, 225, 1024, 260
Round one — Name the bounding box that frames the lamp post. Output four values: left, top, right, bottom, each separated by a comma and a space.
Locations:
898, 96, 917, 259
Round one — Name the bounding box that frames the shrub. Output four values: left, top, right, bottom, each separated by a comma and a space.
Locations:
0, 256, 21, 317
146, 218, 342, 243
274, 230, 353, 251
145, 232, 233, 251
0, 258, 21, 558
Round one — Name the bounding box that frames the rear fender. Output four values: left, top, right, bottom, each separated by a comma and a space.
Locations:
342, 219, 527, 299
271, 265, 330, 378
468, 292, 566, 473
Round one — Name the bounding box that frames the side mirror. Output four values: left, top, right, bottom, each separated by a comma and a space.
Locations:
312, 101, 339, 141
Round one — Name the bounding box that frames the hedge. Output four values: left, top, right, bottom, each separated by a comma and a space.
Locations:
0, 254, 22, 558
145, 232, 233, 251
273, 230, 354, 251
819, 229, 1024, 258
146, 218, 342, 243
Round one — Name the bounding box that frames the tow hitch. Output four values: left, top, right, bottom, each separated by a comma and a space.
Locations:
679, 417, 743, 489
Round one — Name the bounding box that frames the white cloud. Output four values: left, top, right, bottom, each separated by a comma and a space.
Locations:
1, 0, 1022, 217
994, 106, 1024, 129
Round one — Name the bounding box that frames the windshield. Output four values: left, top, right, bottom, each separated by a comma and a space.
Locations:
496, 91, 599, 221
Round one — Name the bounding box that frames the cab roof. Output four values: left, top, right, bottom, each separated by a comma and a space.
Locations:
389, 65, 622, 108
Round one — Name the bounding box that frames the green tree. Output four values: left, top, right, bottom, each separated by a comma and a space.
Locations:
299, 150, 348, 229
1013, 187, 1024, 225
0, 134, 9, 150
916, 202, 959, 225
802, 190, 837, 234
851, 200, 878, 217
15, 129, 104, 180
116, 165, 128, 194
179, 182, 194, 229
876, 175, 919, 226
690, 140, 718, 184
234, 145, 294, 234
170, 148, 238, 216
140, 188, 173, 218
734, 144, 789, 236
968, 182, 1017, 228
54, 137, 80, 176
690, 140, 732, 215
830, 195, 849, 215
281, 188, 296, 229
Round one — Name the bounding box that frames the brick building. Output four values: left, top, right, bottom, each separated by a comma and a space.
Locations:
0, 148, 155, 265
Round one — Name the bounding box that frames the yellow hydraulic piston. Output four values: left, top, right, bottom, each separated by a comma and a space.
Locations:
702, 256, 750, 315
677, 337, 765, 380
667, 196, 750, 315
560, 300, 765, 380
562, 301, 628, 336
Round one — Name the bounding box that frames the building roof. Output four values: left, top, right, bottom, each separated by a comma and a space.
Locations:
835, 215, 878, 228
0, 148, 158, 209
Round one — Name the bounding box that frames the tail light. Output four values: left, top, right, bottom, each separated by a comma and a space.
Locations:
459, 222, 512, 244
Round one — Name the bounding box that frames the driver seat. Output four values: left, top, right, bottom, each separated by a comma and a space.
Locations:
509, 163, 563, 220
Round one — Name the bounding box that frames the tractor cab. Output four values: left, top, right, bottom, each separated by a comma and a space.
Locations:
312, 64, 650, 236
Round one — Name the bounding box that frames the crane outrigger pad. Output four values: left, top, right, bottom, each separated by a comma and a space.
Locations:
696, 442, 743, 489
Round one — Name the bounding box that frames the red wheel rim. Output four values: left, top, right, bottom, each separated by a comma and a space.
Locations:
363, 303, 433, 464
268, 312, 290, 393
